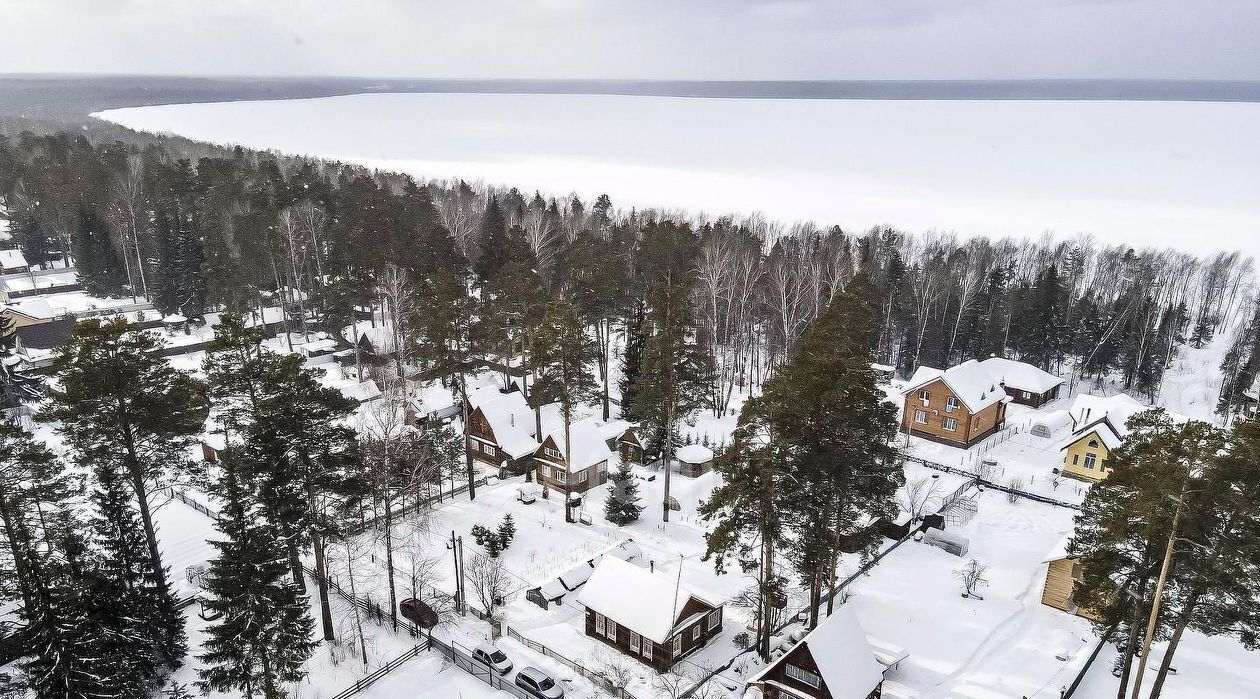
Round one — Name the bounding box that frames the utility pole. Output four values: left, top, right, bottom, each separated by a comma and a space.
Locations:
451, 531, 466, 615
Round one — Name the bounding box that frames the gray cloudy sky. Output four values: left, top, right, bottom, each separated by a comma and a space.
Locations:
4, 0, 1258, 80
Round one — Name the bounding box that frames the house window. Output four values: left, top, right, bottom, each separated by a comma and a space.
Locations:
946, 396, 959, 413
1088, 439, 1099, 448
672, 636, 682, 656
607, 624, 617, 643
707, 610, 720, 631
640, 639, 652, 658
691, 625, 701, 642
919, 390, 931, 405
943, 417, 958, 432
577, 469, 588, 484
554, 468, 567, 484
785, 665, 822, 689
1084, 452, 1097, 470
1072, 453, 1080, 465
545, 446, 563, 461
628, 631, 640, 655
914, 409, 928, 424
481, 442, 495, 456
595, 613, 605, 637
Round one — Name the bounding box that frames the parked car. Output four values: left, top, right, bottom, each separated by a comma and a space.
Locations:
473, 642, 513, 675
514, 667, 563, 699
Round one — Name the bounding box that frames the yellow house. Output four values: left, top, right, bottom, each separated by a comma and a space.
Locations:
1059, 393, 1148, 481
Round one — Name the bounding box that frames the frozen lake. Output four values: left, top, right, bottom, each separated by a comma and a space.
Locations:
96, 93, 1260, 258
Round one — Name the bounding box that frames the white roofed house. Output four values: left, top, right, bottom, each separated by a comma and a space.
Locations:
1059, 392, 1154, 481
747, 606, 886, 699
976, 356, 1064, 407
577, 557, 723, 672
533, 416, 616, 495
900, 359, 1011, 448
0, 248, 27, 274
464, 385, 540, 473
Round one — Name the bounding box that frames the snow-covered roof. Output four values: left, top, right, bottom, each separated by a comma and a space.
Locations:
902, 359, 1008, 413
0, 248, 27, 270
1066, 393, 1149, 437
537, 539, 644, 601
162, 313, 187, 323
577, 556, 715, 645
978, 357, 1064, 394
541, 417, 613, 472
341, 320, 397, 354
596, 418, 635, 442
340, 380, 382, 403
1042, 532, 1076, 563
1060, 393, 1159, 452
5, 298, 59, 320
478, 390, 539, 459
676, 444, 714, 464
749, 606, 884, 699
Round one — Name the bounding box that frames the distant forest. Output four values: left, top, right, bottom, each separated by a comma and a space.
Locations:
3, 128, 1259, 418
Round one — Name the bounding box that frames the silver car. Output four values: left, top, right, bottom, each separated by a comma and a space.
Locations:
514, 666, 563, 699
473, 642, 514, 675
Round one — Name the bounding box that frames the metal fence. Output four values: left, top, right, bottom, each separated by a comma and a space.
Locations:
900, 453, 1082, 510
428, 636, 536, 699
161, 486, 218, 518
327, 641, 430, 699
343, 477, 488, 537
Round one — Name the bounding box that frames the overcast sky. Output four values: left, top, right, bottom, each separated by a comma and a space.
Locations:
4, 0, 1258, 81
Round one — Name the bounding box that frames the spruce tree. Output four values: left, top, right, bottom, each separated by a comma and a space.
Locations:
88, 460, 184, 681
497, 513, 516, 547
618, 301, 646, 420
603, 460, 643, 526
199, 451, 315, 699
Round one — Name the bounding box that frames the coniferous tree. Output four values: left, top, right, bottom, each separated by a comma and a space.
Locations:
84, 461, 175, 692
532, 298, 600, 523
199, 451, 315, 699
40, 318, 204, 661
618, 301, 646, 420
635, 275, 715, 521
603, 460, 643, 525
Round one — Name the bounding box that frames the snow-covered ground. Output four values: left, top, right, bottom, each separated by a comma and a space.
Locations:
95, 93, 1260, 259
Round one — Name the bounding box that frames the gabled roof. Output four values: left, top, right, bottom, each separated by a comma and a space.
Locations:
577, 556, 716, 645
1060, 393, 1152, 452
978, 357, 1064, 394
902, 359, 1008, 413
749, 606, 884, 699
476, 389, 539, 459
0, 249, 27, 270
539, 417, 613, 472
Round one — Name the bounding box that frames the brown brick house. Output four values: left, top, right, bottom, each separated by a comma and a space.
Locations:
577, 557, 723, 672
748, 606, 885, 699
900, 360, 1010, 448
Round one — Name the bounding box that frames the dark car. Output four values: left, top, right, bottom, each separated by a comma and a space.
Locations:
514, 666, 563, 699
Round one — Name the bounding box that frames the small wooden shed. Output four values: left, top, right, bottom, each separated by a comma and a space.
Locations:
675, 444, 714, 477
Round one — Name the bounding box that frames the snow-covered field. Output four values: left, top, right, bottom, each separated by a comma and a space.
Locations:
95, 93, 1260, 259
